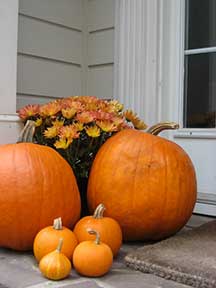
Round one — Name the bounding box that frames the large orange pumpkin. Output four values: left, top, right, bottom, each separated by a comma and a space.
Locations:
0, 123, 81, 250
87, 123, 197, 241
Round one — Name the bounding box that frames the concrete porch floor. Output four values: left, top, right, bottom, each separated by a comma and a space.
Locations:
0, 214, 214, 288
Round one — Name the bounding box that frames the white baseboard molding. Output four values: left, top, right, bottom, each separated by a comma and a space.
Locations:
0, 114, 23, 144
194, 202, 216, 217
194, 192, 216, 216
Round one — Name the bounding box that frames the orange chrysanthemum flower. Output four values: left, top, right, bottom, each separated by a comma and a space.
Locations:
85, 125, 101, 137
52, 119, 64, 127
96, 120, 116, 132
112, 116, 124, 127
76, 95, 98, 104
34, 118, 43, 127
73, 122, 84, 131
123, 110, 147, 130
54, 138, 72, 149
18, 104, 40, 120
107, 100, 124, 113
44, 126, 59, 138
96, 99, 109, 109
40, 101, 61, 117
61, 107, 77, 119
61, 98, 84, 112
93, 111, 112, 121
59, 125, 79, 140
76, 111, 95, 124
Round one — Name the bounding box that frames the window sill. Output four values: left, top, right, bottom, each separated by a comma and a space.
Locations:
174, 128, 216, 139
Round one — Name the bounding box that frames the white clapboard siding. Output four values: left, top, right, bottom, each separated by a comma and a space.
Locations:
19, 0, 83, 30
88, 30, 114, 66
87, 0, 115, 98
18, 15, 82, 64
17, 0, 115, 109
16, 94, 60, 111
88, 0, 115, 32
17, 55, 82, 98
87, 65, 113, 99
17, 0, 83, 109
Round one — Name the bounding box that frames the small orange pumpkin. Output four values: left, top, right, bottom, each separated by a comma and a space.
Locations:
39, 238, 71, 280
73, 229, 113, 277
87, 123, 197, 241
33, 217, 78, 262
73, 203, 122, 257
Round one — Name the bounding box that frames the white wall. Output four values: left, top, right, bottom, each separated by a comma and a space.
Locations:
17, 0, 115, 110
17, 0, 84, 110
86, 0, 115, 99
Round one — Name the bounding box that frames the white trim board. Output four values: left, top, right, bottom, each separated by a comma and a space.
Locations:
195, 193, 216, 217
0, 0, 18, 114
0, 114, 20, 122
194, 203, 216, 217
0, 114, 22, 144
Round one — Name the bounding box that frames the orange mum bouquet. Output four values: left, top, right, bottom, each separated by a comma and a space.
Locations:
18, 96, 146, 179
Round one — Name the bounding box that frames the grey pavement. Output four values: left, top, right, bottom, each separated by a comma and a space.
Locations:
0, 244, 190, 288
0, 214, 213, 288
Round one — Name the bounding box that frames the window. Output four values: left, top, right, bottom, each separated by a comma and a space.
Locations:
184, 0, 216, 128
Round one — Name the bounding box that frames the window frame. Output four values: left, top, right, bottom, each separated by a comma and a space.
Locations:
173, 0, 216, 139
183, 0, 216, 129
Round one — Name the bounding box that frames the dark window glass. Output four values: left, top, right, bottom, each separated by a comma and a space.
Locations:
185, 0, 216, 49
184, 53, 216, 128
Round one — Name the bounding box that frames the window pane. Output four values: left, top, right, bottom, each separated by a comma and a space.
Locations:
184, 53, 216, 128
185, 0, 216, 49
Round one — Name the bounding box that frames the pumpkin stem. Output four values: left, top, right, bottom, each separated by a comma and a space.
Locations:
56, 238, 64, 253
93, 203, 105, 219
146, 122, 179, 136
53, 217, 63, 230
87, 228, 101, 245
17, 120, 36, 143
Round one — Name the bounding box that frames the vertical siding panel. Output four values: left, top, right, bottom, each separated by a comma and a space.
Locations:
114, 0, 162, 125
124, 0, 129, 106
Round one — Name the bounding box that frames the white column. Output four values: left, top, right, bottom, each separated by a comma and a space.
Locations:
0, 0, 19, 114
0, 0, 22, 144
114, 0, 163, 126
